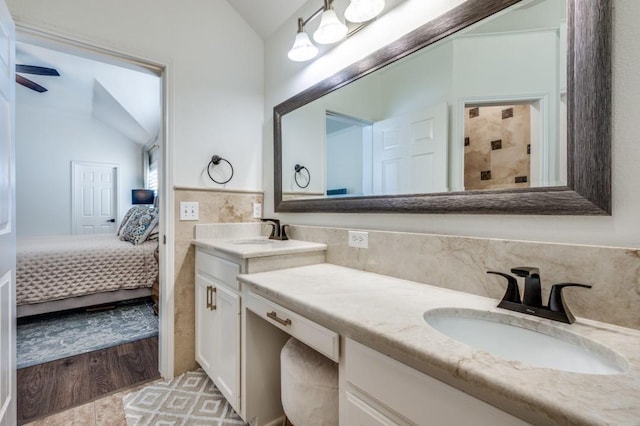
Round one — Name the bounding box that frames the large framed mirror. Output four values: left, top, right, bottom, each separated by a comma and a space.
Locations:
274, 0, 611, 214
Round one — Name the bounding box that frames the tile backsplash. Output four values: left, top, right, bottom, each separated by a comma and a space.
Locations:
287, 225, 640, 330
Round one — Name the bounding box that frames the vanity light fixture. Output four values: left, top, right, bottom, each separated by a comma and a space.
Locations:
287, 0, 385, 62
313, 0, 348, 44
288, 18, 319, 62
344, 0, 385, 23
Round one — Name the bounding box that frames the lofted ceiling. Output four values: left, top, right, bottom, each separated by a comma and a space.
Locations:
13, 0, 303, 147
13, 0, 301, 148
15, 41, 161, 145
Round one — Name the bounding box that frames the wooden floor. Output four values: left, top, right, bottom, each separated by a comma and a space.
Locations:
17, 336, 159, 425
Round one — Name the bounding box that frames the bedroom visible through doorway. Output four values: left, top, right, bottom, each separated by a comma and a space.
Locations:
14, 31, 166, 424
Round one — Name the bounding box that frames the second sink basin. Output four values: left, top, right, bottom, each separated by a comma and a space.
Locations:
423, 308, 627, 375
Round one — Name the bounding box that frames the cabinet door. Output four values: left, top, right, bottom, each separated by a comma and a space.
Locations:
215, 284, 241, 412
345, 339, 529, 425
195, 273, 217, 379
344, 391, 400, 426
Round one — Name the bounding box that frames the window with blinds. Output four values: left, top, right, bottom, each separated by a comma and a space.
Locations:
146, 145, 159, 191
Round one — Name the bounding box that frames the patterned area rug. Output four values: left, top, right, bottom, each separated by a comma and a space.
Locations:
17, 298, 158, 369
123, 369, 245, 425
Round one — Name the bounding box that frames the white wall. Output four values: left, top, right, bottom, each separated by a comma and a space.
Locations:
264, 0, 640, 248
378, 40, 453, 119
16, 103, 142, 237
451, 30, 560, 190
281, 73, 381, 194
281, 103, 325, 195
7, 0, 264, 191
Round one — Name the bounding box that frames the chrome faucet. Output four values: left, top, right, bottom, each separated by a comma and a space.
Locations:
261, 218, 289, 241
487, 266, 591, 324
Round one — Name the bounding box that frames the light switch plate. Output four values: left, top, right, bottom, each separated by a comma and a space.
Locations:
180, 201, 199, 220
348, 230, 368, 248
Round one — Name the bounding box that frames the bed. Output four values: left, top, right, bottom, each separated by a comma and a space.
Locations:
16, 206, 159, 317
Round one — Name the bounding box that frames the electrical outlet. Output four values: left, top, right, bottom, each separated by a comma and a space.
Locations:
179, 201, 199, 220
253, 202, 262, 219
348, 230, 368, 248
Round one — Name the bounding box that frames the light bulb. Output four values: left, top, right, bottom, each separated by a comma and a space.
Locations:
344, 0, 385, 23
313, 9, 348, 44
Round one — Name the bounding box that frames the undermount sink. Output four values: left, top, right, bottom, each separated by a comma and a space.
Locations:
231, 238, 275, 245
423, 308, 628, 375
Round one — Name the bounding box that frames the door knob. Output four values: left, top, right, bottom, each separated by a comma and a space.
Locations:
107, 218, 116, 223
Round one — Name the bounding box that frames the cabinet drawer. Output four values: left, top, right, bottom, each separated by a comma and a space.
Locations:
196, 250, 240, 291
345, 338, 528, 426
246, 291, 339, 362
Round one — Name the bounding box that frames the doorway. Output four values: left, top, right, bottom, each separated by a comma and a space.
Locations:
463, 100, 543, 190
325, 111, 373, 197
13, 28, 170, 423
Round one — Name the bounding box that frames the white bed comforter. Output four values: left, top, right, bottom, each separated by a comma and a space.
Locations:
17, 234, 158, 305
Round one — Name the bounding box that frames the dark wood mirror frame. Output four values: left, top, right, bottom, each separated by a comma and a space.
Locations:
274, 0, 611, 215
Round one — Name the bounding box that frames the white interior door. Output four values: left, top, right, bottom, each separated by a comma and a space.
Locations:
72, 162, 118, 234
0, 1, 16, 424
372, 103, 449, 195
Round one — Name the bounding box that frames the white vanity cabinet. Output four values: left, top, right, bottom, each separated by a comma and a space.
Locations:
195, 250, 241, 411
342, 338, 529, 426
193, 237, 327, 425
236, 263, 640, 425
241, 291, 528, 426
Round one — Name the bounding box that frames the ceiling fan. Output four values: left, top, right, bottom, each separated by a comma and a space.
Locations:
15, 64, 60, 93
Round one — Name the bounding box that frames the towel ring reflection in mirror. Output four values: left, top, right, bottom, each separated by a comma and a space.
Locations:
294, 164, 310, 188
207, 155, 234, 184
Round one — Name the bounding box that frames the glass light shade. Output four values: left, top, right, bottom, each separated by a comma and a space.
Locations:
344, 0, 385, 23
288, 31, 319, 62
313, 9, 348, 44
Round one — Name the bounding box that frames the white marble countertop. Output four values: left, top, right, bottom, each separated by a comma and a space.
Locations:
237, 263, 640, 425
192, 237, 327, 259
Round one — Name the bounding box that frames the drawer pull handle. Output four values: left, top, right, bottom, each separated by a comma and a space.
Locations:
267, 311, 291, 326
206, 286, 217, 310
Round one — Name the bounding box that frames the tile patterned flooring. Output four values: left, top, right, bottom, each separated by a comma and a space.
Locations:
24, 380, 160, 425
